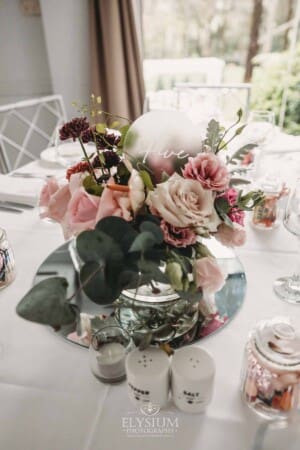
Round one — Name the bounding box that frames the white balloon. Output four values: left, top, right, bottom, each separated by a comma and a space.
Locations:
123, 111, 203, 177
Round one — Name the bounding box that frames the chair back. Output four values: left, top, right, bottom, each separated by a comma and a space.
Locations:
0, 95, 67, 173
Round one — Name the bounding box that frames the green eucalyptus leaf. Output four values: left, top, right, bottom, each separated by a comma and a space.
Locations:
140, 221, 164, 243
96, 216, 138, 252
129, 231, 158, 253
138, 259, 168, 283
76, 229, 123, 263
16, 277, 76, 328
80, 261, 122, 304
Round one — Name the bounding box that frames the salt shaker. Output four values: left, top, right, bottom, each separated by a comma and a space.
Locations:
125, 347, 170, 408
241, 317, 300, 419
171, 346, 215, 413
0, 228, 16, 289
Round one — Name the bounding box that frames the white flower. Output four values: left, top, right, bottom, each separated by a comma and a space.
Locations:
128, 169, 145, 212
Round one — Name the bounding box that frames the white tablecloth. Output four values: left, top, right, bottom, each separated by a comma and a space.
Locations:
0, 159, 300, 450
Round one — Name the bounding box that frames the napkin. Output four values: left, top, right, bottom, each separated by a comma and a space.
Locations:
0, 174, 44, 206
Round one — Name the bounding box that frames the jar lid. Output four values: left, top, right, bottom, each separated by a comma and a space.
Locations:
254, 317, 300, 368
122, 281, 179, 303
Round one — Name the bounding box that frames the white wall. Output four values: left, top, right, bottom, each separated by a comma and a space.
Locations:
40, 0, 90, 119
0, 0, 52, 105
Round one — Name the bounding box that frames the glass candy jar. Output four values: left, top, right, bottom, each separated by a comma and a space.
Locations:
252, 178, 282, 230
241, 318, 300, 419
0, 228, 16, 289
115, 282, 200, 344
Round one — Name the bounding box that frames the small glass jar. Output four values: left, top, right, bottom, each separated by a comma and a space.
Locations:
0, 228, 16, 289
241, 317, 300, 419
89, 326, 134, 383
115, 282, 199, 343
252, 178, 282, 230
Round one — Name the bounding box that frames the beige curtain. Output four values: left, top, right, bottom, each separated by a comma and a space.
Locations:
90, 0, 145, 121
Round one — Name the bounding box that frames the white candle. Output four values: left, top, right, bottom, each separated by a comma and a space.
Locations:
96, 342, 126, 380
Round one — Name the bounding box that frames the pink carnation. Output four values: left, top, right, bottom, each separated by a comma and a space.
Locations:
215, 223, 246, 247
228, 207, 245, 226
182, 153, 230, 191
160, 220, 197, 248
193, 257, 225, 294
220, 188, 238, 206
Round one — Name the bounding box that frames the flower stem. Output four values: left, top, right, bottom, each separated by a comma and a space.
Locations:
78, 137, 98, 183
67, 263, 104, 302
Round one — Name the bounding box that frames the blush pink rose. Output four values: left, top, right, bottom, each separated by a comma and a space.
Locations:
63, 188, 100, 238
160, 220, 197, 248
193, 257, 225, 294
96, 179, 132, 222
147, 173, 220, 233
39, 177, 59, 207
182, 153, 230, 191
41, 184, 71, 222
215, 223, 246, 247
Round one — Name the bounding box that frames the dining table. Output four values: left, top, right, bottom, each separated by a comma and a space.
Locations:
1, 138, 300, 450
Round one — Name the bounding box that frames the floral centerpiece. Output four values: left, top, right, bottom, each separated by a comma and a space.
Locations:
16, 102, 263, 345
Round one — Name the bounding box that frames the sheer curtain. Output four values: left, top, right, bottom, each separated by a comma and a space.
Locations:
90, 0, 145, 121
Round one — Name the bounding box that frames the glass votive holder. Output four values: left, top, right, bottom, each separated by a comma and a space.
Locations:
241, 317, 300, 420
125, 347, 170, 408
171, 346, 215, 413
89, 326, 134, 384
0, 228, 16, 289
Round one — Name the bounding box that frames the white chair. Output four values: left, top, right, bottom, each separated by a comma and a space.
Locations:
174, 83, 252, 124
0, 95, 67, 173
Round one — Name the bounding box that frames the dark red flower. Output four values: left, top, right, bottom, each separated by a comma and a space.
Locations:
92, 151, 120, 169
81, 126, 96, 144
66, 161, 90, 180
59, 117, 90, 141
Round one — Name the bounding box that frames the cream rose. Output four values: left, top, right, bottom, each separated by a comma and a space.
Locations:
147, 173, 220, 232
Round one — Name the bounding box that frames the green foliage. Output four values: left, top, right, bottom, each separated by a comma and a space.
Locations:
16, 277, 76, 329
252, 46, 300, 135
83, 175, 104, 196
204, 119, 223, 152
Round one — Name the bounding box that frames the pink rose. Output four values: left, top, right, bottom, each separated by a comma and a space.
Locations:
96, 179, 132, 222
193, 257, 225, 294
39, 177, 59, 207
41, 184, 71, 222
160, 220, 197, 248
182, 153, 230, 191
147, 173, 220, 233
63, 188, 100, 238
215, 223, 246, 247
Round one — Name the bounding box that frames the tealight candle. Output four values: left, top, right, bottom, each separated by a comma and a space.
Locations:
89, 326, 134, 383
171, 346, 215, 413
